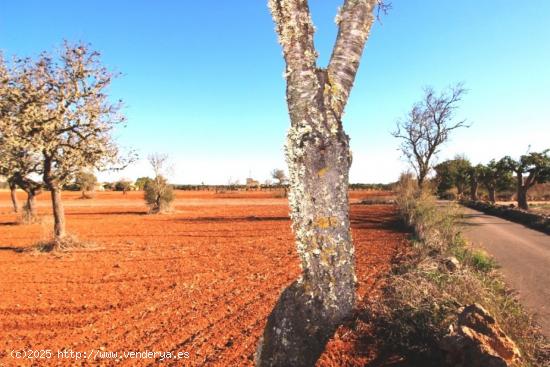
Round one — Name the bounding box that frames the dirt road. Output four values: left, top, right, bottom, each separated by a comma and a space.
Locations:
458, 205, 550, 337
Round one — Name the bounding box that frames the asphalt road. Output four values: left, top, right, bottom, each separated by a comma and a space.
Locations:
457, 205, 550, 337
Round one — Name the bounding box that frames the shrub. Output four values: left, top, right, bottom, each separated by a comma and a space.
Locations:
144, 176, 174, 213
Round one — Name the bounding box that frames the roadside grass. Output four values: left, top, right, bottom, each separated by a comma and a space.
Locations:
369, 174, 549, 366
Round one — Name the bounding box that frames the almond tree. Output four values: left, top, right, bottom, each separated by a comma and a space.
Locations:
257, 1, 383, 365
23, 43, 126, 245
0, 55, 43, 218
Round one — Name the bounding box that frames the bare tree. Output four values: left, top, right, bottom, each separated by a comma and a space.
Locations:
393, 84, 467, 187
257, 1, 381, 365
271, 168, 287, 185
271, 168, 288, 197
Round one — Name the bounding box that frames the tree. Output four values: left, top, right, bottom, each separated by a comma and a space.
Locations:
271, 168, 287, 185
257, 1, 382, 365
392, 84, 468, 187
114, 179, 132, 194
478, 159, 513, 203
271, 168, 288, 197
15, 43, 126, 246
134, 176, 152, 190
144, 153, 174, 213
469, 164, 484, 201
501, 150, 550, 210
0, 54, 43, 220
434, 156, 471, 199
75, 171, 98, 199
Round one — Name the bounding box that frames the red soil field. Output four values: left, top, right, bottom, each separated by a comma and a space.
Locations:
0, 190, 407, 366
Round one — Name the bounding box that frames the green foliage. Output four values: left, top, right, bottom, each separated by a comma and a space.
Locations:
434, 156, 471, 197
75, 172, 97, 192
479, 159, 515, 192
134, 176, 152, 190
502, 150, 550, 187
144, 175, 174, 213
114, 180, 132, 192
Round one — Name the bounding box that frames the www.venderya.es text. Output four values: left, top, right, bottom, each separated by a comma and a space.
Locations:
10, 349, 190, 361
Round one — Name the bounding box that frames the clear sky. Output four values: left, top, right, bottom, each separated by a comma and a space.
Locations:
1, 1, 549, 184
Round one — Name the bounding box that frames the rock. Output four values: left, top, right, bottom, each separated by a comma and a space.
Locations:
440, 303, 521, 367
443, 256, 461, 272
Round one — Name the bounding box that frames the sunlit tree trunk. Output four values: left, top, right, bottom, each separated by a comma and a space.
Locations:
26, 191, 37, 218
44, 156, 66, 241
516, 172, 530, 210
50, 188, 66, 238
8, 179, 19, 213
257, 1, 377, 365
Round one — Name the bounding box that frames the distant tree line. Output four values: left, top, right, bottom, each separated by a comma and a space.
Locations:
434, 150, 550, 210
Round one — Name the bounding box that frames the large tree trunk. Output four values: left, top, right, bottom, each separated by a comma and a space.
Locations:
516, 173, 529, 210
26, 191, 37, 218
517, 187, 528, 210
50, 188, 66, 239
257, 1, 377, 366
8, 180, 19, 213
257, 106, 355, 366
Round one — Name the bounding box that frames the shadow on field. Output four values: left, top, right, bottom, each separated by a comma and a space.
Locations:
0, 246, 26, 253
68, 211, 148, 216
0, 221, 18, 226
177, 216, 290, 223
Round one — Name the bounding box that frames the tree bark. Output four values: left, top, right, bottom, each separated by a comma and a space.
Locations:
8, 180, 19, 213
43, 156, 66, 241
488, 187, 496, 203
470, 176, 478, 201
516, 173, 529, 210
257, 1, 376, 366
50, 187, 66, 239
26, 191, 36, 218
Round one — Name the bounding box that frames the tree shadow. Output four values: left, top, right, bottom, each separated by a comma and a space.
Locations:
177, 216, 290, 223
0, 221, 18, 226
0, 246, 26, 253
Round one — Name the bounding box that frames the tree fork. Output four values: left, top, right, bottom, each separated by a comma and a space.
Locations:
257, 1, 377, 365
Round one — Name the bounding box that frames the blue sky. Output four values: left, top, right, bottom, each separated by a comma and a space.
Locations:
1, 1, 549, 184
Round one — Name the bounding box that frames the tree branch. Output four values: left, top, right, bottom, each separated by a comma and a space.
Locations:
327, 0, 377, 117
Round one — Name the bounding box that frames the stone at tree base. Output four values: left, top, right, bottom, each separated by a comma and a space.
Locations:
440, 303, 521, 367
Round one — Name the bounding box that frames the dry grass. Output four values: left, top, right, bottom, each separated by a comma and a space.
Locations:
370, 174, 549, 366
32, 233, 96, 253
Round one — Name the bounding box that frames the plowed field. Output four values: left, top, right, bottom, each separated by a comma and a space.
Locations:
0, 190, 407, 366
